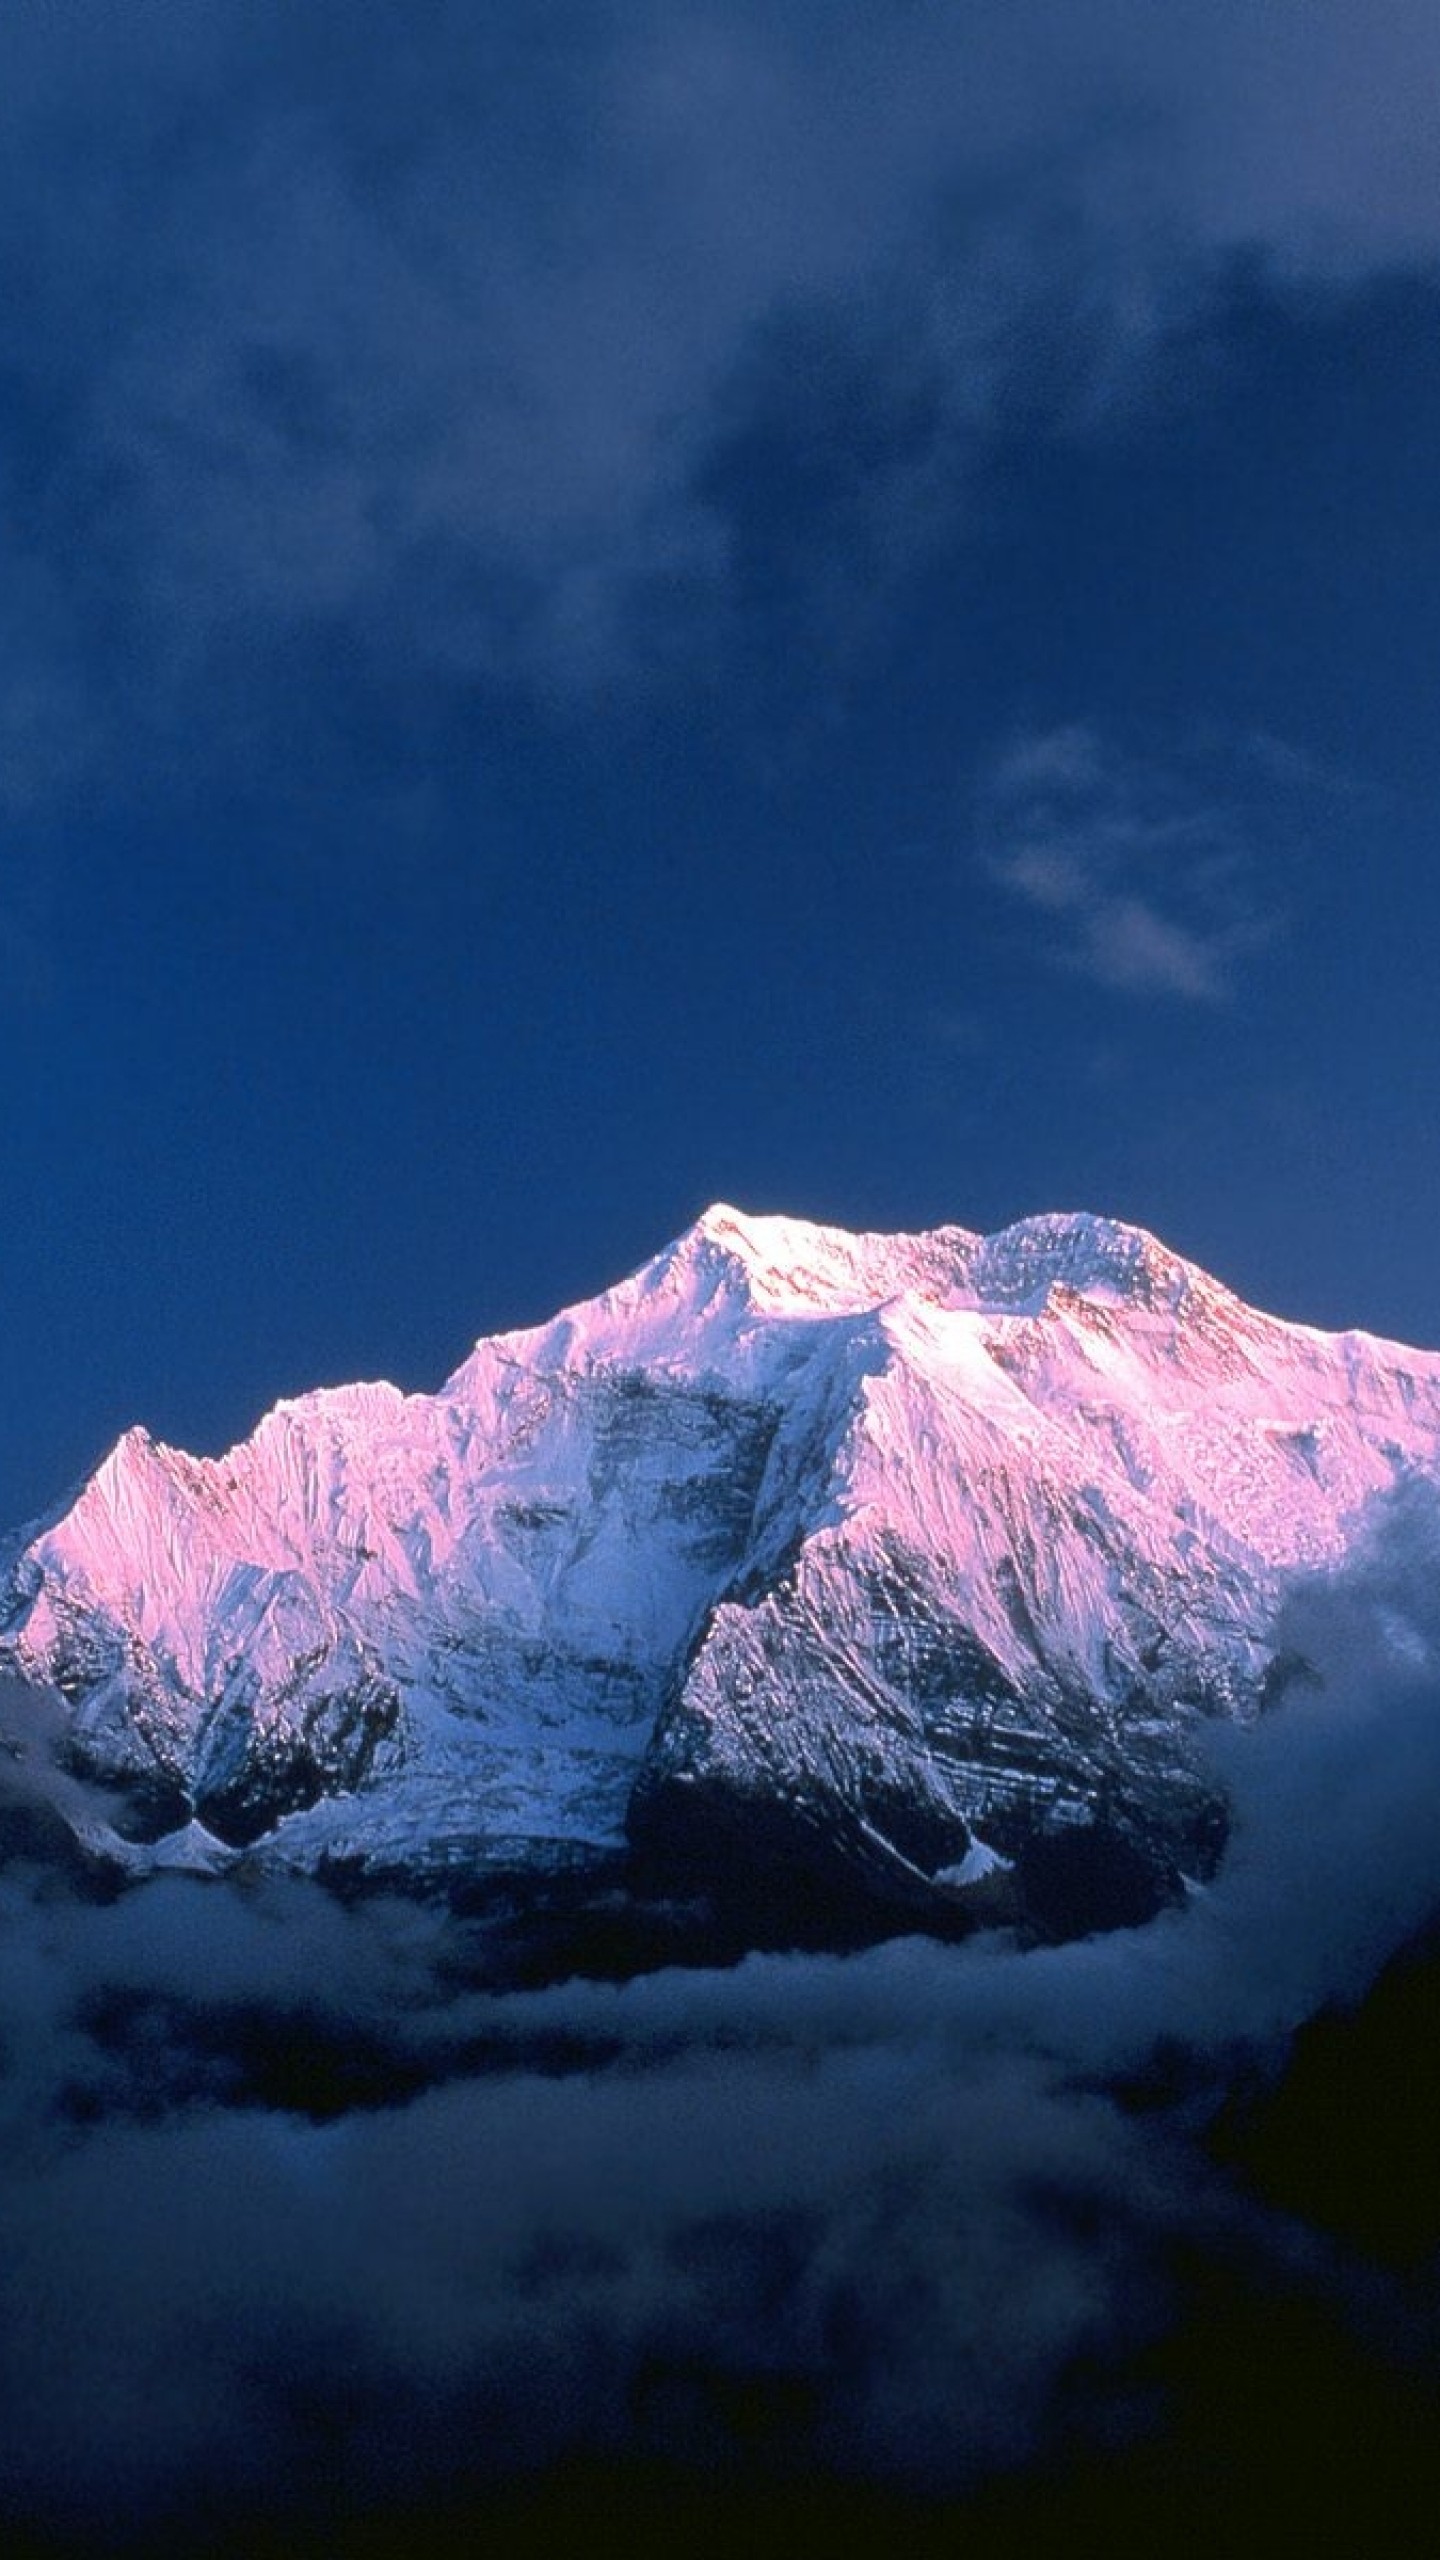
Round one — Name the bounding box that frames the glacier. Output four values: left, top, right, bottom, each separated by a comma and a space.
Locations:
5, 1202, 1440, 1940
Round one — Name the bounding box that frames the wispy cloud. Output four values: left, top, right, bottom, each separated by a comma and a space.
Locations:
974, 722, 1302, 1003
2, 4, 1439, 815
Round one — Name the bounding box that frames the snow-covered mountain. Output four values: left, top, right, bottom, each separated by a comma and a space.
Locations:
5, 1204, 1440, 1934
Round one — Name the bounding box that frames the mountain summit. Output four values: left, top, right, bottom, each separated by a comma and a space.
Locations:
5, 1206, 1439, 1937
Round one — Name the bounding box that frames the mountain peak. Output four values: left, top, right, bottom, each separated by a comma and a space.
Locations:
11, 1199, 1440, 1936
665, 1201, 980, 1318
690, 1199, 756, 1241
667, 1202, 1226, 1330
971, 1212, 1227, 1318
447, 1209, 1234, 1404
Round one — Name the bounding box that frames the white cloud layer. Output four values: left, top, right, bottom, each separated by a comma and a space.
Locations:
3, 1485, 1440, 2538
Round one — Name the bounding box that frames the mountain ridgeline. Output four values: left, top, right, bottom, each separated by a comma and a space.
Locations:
5, 1205, 1439, 1948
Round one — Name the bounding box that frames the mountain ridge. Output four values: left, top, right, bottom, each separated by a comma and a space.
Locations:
5, 1204, 1439, 1940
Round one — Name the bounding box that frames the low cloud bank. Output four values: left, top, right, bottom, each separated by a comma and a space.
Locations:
4, 1487, 1440, 2543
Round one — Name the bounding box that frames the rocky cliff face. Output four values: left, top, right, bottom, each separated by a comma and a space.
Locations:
6, 1204, 1440, 1937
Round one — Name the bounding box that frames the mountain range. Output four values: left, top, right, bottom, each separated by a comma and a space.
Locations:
6, 1204, 1439, 1941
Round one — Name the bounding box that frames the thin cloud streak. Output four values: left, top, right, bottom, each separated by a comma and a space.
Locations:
975, 722, 1299, 1004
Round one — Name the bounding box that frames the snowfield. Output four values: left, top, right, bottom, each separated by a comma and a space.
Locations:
6, 1204, 1440, 1933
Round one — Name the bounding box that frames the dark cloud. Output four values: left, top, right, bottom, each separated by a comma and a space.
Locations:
4, 3, 1439, 824
3, 1493, 1440, 2544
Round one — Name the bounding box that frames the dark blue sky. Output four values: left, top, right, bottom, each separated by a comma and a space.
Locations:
5, 1, 1440, 1527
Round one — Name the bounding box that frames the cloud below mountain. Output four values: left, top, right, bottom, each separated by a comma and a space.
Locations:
3, 1485, 1440, 2544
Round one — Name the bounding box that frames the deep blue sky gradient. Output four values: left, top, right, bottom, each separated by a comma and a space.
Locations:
5, 4, 1440, 1527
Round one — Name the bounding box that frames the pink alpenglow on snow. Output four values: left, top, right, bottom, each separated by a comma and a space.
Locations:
5, 1206, 1440, 1938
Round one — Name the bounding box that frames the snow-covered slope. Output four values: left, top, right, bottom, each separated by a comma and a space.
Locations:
5, 1205, 1440, 1930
